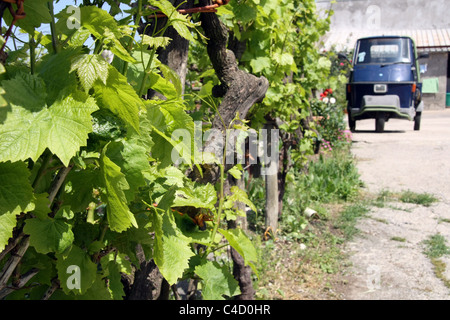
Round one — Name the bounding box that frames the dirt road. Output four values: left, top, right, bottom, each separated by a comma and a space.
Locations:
340, 109, 450, 300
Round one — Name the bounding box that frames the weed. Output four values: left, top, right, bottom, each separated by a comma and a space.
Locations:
438, 218, 450, 224
335, 202, 369, 240
423, 234, 450, 259
399, 190, 438, 207
422, 234, 450, 289
430, 259, 450, 289
374, 189, 393, 207
390, 236, 406, 242
371, 217, 389, 224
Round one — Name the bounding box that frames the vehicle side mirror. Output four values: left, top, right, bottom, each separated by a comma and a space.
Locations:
338, 53, 347, 60
418, 52, 429, 59
338, 52, 352, 66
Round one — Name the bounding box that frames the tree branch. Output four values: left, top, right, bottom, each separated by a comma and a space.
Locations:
0, 267, 39, 300
0, 236, 30, 292
188, 10, 269, 186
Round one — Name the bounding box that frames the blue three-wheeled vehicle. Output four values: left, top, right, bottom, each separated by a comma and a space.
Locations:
343, 36, 428, 132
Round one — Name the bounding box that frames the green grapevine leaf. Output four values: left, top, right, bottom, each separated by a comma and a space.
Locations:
161, 166, 185, 188
146, 103, 194, 167
79, 6, 120, 38
0, 212, 21, 253
100, 145, 138, 233
31, 193, 51, 220
224, 186, 257, 212
0, 161, 35, 251
1, 72, 47, 111
105, 140, 151, 202
250, 56, 271, 73
218, 228, 258, 276
141, 35, 172, 49
37, 47, 82, 105
233, 3, 258, 24
103, 30, 136, 63
45, 93, 99, 166
100, 252, 133, 275
0, 74, 98, 165
0, 161, 34, 215
152, 209, 194, 285
70, 54, 109, 92
100, 252, 131, 299
56, 245, 97, 295
57, 6, 135, 63
106, 261, 125, 300
93, 66, 143, 133
148, 0, 195, 41
148, 71, 178, 100
158, 63, 182, 98
61, 167, 100, 213
173, 182, 217, 210
54, 205, 74, 220
227, 166, 243, 180
24, 218, 74, 254
195, 260, 241, 300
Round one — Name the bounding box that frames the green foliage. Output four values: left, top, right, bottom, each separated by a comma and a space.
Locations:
246, 150, 363, 239
399, 190, 439, 207
311, 49, 353, 149
194, 260, 241, 300
335, 202, 369, 240
152, 208, 195, 285
423, 234, 450, 259
0, 74, 98, 166
286, 151, 362, 207
0, 0, 257, 300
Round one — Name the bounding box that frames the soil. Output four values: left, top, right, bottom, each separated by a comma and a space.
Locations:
338, 109, 450, 300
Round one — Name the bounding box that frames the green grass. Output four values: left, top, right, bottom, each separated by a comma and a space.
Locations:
372, 189, 438, 208
423, 234, 450, 259
399, 190, 438, 207
430, 259, 450, 289
390, 236, 406, 242
335, 202, 369, 240
422, 234, 450, 289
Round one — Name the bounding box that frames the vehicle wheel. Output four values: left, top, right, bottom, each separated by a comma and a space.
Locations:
414, 111, 421, 131
348, 114, 356, 132
375, 113, 385, 133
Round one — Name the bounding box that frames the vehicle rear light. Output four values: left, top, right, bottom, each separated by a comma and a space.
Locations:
347, 84, 351, 93
412, 83, 417, 93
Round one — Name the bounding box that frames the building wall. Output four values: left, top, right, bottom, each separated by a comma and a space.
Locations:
421, 52, 448, 109
316, 0, 449, 31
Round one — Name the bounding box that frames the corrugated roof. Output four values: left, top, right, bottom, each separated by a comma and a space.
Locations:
321, 29, 450, 53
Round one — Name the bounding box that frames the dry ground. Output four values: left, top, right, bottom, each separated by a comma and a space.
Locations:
339, 109, 450, 300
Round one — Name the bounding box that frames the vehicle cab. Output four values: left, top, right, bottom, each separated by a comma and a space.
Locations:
345, 36, 426, 132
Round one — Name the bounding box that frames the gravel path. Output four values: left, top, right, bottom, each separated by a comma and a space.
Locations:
340, 109, 450, 300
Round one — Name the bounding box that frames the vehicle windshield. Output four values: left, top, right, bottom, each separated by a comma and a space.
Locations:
355, 38, 412, 65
